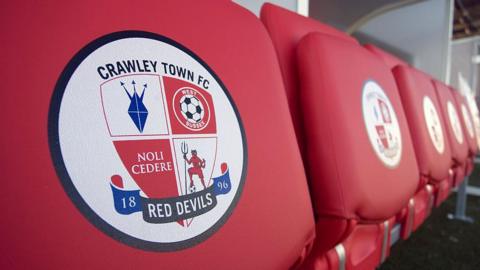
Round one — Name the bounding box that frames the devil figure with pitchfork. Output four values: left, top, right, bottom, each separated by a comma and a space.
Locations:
181, 142, 207, 194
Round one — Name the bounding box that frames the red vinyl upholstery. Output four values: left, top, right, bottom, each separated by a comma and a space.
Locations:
433, 81, 469, 186
393, 67, 453, 182
311, 221, 393, 270
365, 44, 409, 69
365, 45, 438, 237
452, 90, 477, 154
465, 92, 480, 153
393, 66, 452, 213
0, 1, 315, 269
261, 3, 358, 154
452, 89, 478, 175
296, 32, 419, 269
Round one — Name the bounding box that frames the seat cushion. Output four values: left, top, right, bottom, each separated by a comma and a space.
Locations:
0, 1, 315, 269
304, 222, 388, 270
433, 80, 469, 165
463, 89, 480, 149
296, 32, 419, 221
393, 66, 452, 183
452, 89, 477, 156
261, 3, 357, 153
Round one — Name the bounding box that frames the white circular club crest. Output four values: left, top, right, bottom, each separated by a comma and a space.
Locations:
362, 80, 402, 168
461, 104, 475, 139
464, 92, 480, 146
49, 31, 247, 251
447, 101, 464, 144
422, 96, 445, 154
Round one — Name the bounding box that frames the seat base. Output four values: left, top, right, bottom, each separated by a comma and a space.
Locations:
400, 185, 434, 239
302, 221, 392, 270
434, 178, 452, 207
453, 164, 466, 187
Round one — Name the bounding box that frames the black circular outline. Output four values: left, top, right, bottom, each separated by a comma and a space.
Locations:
48, 31, 248, 252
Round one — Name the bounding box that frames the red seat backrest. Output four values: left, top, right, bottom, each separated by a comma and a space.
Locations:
296, 32, 419, 222
0, 1, 315, 269
462, 90, 480, 149
261, 3, 358, 153
433, 81, 469, 165
393, 66, 452, 183
452, 89, 478, 156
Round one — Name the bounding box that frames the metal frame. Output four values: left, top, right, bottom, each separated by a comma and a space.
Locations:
297, 0, 309, 17
448, 157, 479, 222
446, 0, 455, 84
447, 36, 480, 222
472, 41, 480, 95
448, 176, 474, 223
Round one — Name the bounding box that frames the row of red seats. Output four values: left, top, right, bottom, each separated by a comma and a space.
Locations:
1, 1, 478, 269
262, 3, 479, 269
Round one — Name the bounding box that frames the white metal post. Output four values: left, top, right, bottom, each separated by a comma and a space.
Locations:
448, 176, 474, 223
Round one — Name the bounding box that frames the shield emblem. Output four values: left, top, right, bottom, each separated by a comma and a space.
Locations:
101, 74, 217, 227
375, 125, 389, 149
51, 32, 246, 250
378, 98, 392, 123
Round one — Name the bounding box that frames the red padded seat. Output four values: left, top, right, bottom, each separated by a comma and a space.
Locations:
433, 81, 470, 187
296, 32, 419, 270
464, 91, 480, 152
393, 66, 452, 211
452, 89, 477, 175
261, 3, 358, 155
365, 45, 437, 239
0, 1, 315, 269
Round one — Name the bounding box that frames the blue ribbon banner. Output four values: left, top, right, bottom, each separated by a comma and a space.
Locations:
110, 166, 232, 223
212, 168, 231, 195
110, 185, 142, 215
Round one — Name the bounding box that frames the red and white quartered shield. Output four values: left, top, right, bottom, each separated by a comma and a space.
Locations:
101, 74, 218, 227
362, 80, 402, 168
51, 32, 245, 251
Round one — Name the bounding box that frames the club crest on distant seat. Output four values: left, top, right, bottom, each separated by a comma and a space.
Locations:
362, 80, 402, 168
461, 104, 474, 139
423, 96, 445, 154
447, 101, 464, 144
